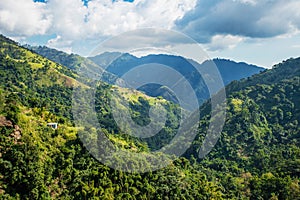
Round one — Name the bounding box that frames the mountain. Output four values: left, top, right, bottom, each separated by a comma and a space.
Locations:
0, 34, 185, 157
204, 58, 265, 85
226, 57, 300, 93
27, 45, 83, 71
0, 35, 223, 199
0, 34, 299, 199
29, 48, 264, 108
185, 57, 300, 199
89, 51, 122, 68
89, 53, 264, 107
89, 53, 265, 85
29, 46, 120, 85
28, 45, 184, 150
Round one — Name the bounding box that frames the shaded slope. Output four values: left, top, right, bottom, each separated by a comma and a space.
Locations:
186, 57, 300, 199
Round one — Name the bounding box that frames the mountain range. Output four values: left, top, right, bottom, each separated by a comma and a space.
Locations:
0, 34, 299, 199
89, 52, 264, 86
31, 46, 264, 108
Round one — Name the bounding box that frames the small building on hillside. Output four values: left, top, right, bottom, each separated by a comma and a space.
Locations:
47, 123, 58, 129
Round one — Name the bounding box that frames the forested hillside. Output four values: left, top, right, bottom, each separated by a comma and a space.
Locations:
0, 34, 299, 199
0, 35, 221, 199
29, 46, 119, 85
187, 57, 300, 199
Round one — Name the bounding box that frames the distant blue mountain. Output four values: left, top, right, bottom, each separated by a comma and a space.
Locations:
207, 58, 265, 85
89, 53, 264, 107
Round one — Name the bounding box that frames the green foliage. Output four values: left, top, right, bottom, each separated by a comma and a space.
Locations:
30, 45, 119, 84
188, 58, 300, 199
0, 34, 299, 199
0, 35, 222, 199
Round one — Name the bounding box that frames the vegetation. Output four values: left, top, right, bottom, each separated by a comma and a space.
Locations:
0, 35, 220, 199
187, 57, 300, 199
0, 34, 299, 199
29, 46, 119, 84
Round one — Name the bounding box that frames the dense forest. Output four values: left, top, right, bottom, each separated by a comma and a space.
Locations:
0, 34, 299, 199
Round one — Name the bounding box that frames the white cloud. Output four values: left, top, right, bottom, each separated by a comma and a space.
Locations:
47, 35, 73, 53
2, 0, 299, 57
0, 0, 52, 36
74, 0, 196, 38
47, 0, 87, 39
207, 34, 244, 51
0, 0, 197, 51
292, 44, 300, 48
234, 0, 257, 5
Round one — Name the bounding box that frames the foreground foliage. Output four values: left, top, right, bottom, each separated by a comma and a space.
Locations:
0, 35, 299, 199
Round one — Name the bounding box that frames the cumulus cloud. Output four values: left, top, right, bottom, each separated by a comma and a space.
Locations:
47, 35, 73, 53
176, 0, 300, 43
1, 0, 299, 53
0, 0, 197, 51
46, 0, 87, 39
207, 34, 244, 51
0, 0, 52, 36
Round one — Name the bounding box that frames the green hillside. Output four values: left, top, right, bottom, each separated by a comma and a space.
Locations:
0, 34, 299, 199
187, 57, 300, 199
0, 35, 222, 199
29, 46, 119, 85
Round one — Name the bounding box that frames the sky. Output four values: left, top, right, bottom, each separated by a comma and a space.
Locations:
0, 0, 300, 68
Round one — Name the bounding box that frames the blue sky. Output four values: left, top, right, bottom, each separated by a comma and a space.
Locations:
0, 0, 300, 68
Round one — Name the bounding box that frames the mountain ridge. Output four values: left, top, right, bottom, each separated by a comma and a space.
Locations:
30, 46, 264, 107
0, 34, 299, 199
89, 52, 264, 106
